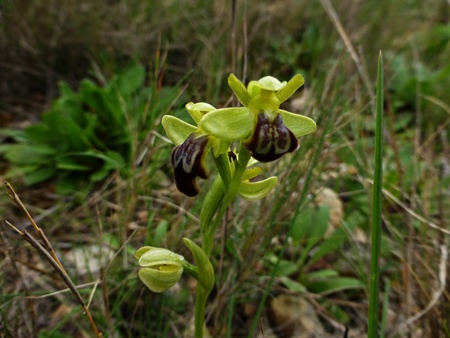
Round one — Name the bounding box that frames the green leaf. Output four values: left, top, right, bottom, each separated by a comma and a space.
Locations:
322, 301, 351, 324
5, 164, 41, 176
114, 65, 145, 96
24, 167, 57, 185
90, 151, 125, 182
40, 110, 91, 151
56, 115, 92, 151
55, 150, 125, 183
0, 129, 27, 142
81, 114, 104, 148
291, 207, 314, 242
305, 276, 364, 295
291, 206, 329, 244
368, 51, 384, 338
264, 253, 299, 276
3, 144, 56, 164
5, 164, 56, 185
24, 124, 54, 143
183, 238, 214, 293
291, 206, 330, 269
279, 276, 307, 293
56, 158, 92, 171
80, 80, 123, 128
308, 206, 330, 240
305, 269, 338, 279
308, 227, 348, 267
51, 83, 85, 124
90, 167, 110, 182
57, 81, 76, 97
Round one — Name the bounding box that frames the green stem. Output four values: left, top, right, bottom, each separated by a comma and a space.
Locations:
182, 260, 199, 280
213, 153, 232, 188
200, 176, 225, 234
368, 51, 384, 338
194, 146, 251, 337
203, 147, 251, 256
194, 285, 208, 338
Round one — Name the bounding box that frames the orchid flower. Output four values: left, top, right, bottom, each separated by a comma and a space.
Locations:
162, 102, 229, 196
162, 102, 277, 199
199, 74, 316, 162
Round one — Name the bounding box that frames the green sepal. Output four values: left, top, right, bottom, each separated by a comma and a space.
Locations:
242, 166, 262, 181
138, 266, 183, 293
135, 246, 184, 267
228, 74, 251, 107
248, 90, 280, 112
275, 74, 304, 103
199, 107, 253, 141
185, 102, 216, 124
183, 238, 215, 293
248, 76, 286, 95
238, 176, 278, 200
135, 246, 152, 260
279, 109, 317, 137
161, 115, 197, 145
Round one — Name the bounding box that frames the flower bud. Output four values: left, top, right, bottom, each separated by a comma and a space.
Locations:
135, 246, 184, 293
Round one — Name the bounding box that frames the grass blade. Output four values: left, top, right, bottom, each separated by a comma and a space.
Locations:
368, 51, 384, 338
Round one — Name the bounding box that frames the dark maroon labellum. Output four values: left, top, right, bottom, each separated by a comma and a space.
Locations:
171, 134, 209, 196
244, 113, 298, 162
